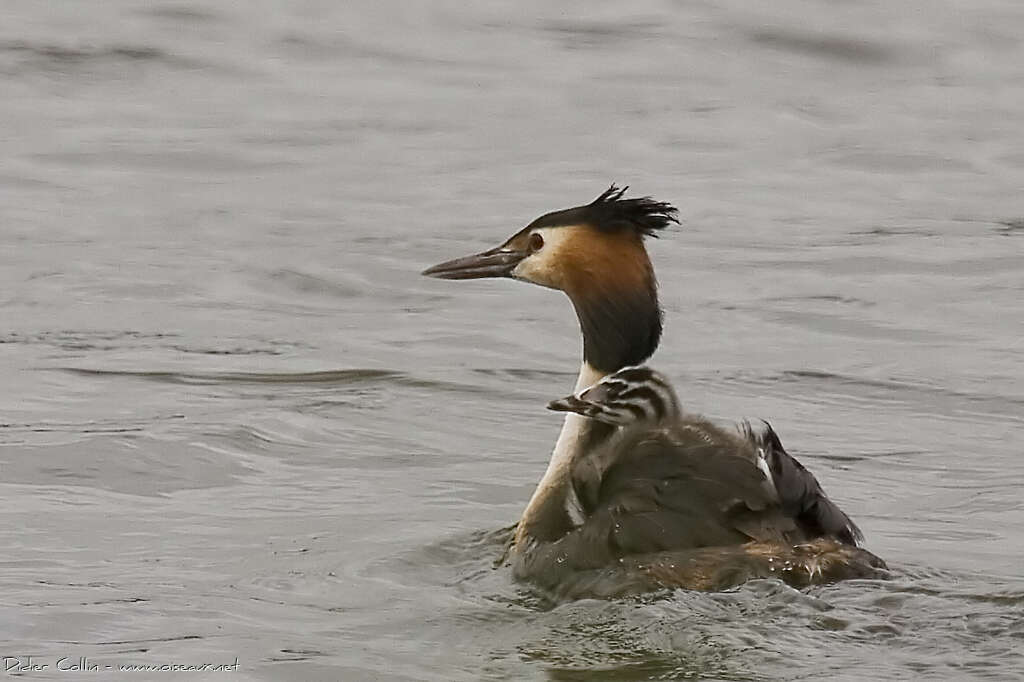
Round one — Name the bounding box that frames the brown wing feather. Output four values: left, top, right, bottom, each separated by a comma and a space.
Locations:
570, 424, 799, 555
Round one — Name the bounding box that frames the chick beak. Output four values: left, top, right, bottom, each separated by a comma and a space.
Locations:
422, 245, 527, 280
546, 394, 590, 414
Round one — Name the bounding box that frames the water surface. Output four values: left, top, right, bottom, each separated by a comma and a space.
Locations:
2, 1, 1024, 679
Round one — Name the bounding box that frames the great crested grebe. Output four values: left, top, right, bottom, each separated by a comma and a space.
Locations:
422, 186, 886, 598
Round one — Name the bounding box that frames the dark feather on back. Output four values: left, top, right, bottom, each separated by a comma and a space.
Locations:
561, 420, 794, 565
749, 421, 864, 546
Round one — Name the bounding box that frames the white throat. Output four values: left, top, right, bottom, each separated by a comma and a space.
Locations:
517, 362, 605, 534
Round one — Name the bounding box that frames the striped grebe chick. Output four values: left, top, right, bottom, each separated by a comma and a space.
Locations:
423, 187, 886, 598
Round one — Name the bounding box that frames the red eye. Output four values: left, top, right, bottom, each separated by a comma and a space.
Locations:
529, 232, 544, 252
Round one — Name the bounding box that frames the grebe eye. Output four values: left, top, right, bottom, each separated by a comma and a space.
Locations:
529, 232, 544, 252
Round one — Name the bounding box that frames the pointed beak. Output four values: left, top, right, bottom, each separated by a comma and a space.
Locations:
422, 245, 527, 280
546, 394, 589, 414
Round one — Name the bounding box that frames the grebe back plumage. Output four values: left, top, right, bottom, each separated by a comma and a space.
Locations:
549, 366, 867, 547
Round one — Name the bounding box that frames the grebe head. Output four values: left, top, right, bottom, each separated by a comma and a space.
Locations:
422, 186, 678, 373
547, 365, 681, 426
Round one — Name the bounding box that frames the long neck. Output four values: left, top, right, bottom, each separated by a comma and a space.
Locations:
515, 263, 663, 543
570, 266, 662, 375
516, 362, 613, 543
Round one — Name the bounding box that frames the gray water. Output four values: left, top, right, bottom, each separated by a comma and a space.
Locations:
2, 1, 1023, 680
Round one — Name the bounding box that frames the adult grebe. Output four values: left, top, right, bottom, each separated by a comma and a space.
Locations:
422, 187, 886, 598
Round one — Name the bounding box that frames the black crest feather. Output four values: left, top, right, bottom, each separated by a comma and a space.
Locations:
527, 185, 679, 237
586, 185, 679, 237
